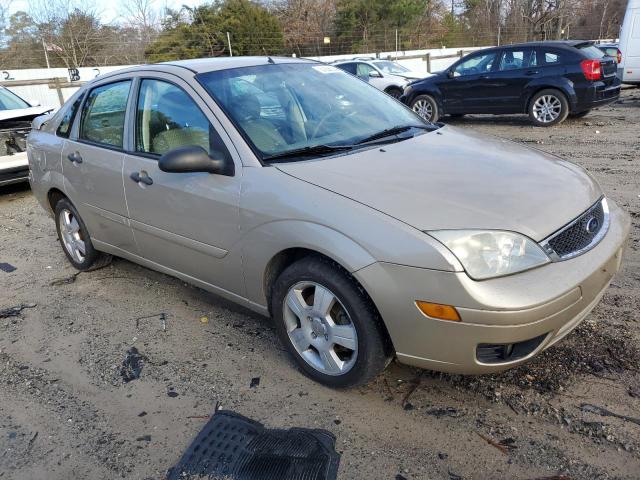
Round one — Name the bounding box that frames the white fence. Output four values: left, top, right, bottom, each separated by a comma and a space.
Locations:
1, 46, 492, 108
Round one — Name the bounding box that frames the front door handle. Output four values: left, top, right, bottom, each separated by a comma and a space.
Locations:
67, 152, 83, 164
130, 170, 153, 186
525, 70, 539, 76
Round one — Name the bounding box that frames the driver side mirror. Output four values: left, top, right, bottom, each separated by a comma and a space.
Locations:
447, 69, 455, 79
369, 70, 383, 78
158, 145, 234, 176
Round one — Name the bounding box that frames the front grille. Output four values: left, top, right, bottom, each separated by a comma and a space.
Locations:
541, 198, 609, 260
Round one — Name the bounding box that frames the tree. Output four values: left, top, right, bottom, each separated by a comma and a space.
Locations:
146, 0, 284, 62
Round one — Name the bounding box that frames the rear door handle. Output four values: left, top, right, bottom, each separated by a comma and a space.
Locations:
67, 152, 82, 164
130, 170, 153, 186
525, 70, 539, 76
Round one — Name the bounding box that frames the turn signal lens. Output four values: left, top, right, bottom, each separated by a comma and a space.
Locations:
415, 301, 461, 321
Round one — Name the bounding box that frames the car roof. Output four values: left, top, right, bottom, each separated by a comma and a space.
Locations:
496, 40, 594, 50
94, 56, 317, 82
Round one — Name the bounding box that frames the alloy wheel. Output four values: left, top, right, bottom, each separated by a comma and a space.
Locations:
59, 208, 86, 263
532, 95, 562, 123
412, 98, 433, 121
283, 281, 358, 376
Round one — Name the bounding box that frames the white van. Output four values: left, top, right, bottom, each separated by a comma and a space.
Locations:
619, 0, 640, 84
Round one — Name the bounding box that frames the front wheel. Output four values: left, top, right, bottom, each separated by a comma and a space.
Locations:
411, 94, 439, 122
385, 87, 403, 99
271, 256, 391, 388
528, 89, 569, 126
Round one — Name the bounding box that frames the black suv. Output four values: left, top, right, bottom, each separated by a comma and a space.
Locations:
401, 41, 621, 126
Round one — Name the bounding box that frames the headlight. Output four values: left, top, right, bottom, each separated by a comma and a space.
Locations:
428, 230, 550, 280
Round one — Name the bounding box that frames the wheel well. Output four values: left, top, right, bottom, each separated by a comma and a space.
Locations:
384, 85, 402, 93
47, 188, 67, 212
263, 247, 395, 355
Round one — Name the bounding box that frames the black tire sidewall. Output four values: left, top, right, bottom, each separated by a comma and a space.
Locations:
386, 87, 402, 99
54, 198, 101, 271
411, 94, 439, 123
528, 89, 569, 126
271, 257, 390, 388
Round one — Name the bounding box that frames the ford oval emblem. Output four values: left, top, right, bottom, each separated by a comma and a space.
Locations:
585, 216, 599, 234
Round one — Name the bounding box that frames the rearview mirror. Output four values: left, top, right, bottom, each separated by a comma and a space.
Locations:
158, 145, 233, 176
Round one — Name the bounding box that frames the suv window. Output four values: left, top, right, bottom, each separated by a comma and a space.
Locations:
453, 52, 497, 76
56, 94, 83, 138
498, 49, 527, 70
135, 79, 230, 161
356, 63, 376, 78
79, 80, 131, 148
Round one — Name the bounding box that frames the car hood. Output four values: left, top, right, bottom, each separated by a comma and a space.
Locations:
275, 126, 602, 241
0, 106, 54, 122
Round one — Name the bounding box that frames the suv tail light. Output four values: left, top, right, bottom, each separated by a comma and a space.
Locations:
581, 59, 602, 81
617, 49, 622, 64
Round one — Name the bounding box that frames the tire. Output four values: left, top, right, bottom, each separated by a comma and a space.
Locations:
528, 89, 569, 126
569, 109, 591, 118
385, 87, 403, 99
271, 256, 391, 388
54, 197, 112, 271
411, 94, 439, 122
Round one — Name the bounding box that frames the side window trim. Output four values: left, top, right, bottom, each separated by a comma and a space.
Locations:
130, 76, 233, 167
75, 78, 133, 152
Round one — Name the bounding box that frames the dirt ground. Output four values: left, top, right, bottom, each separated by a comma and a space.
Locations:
1, 88, 639, 480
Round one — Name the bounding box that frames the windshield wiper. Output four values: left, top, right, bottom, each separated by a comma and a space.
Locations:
263, 144, 353, 162
355, 124, 433, 145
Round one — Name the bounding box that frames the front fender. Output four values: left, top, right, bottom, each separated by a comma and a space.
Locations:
239, 219, 377, 306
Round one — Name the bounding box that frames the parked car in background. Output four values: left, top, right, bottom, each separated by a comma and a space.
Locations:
0, 86, 53, 187
618, 0, 640, 84
333, 58, 424, 98
28, 57, 629, 388
596, 42, 621, 63
401, 41, 621, 126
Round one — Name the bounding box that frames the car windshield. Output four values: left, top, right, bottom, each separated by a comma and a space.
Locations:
0, 88, 30, 111
197, 62, 430, 162
372, 61, 411, 74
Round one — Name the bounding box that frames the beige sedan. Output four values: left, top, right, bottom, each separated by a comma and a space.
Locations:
27, 57, 629, 387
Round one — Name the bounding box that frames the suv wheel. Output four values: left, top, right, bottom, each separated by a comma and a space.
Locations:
411, 95, 439, 122
54, 197, 112, 271
528, 89, 569, 126
271, 256, 391, 388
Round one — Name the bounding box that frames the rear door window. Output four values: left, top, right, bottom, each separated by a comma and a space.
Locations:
498, 49, 527, 70
79, 80, 131, 148
532, 50, 562, 66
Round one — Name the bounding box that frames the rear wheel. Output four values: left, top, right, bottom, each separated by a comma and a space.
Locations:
411, 94, 439, 122
271, 256, 391, 388
54, 197, 112, 271
569, 109, 591, 118
528, 89, 569, 126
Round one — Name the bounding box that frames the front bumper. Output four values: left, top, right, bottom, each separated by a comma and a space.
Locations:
355, 200, 630, 374
0, 152, 29, 187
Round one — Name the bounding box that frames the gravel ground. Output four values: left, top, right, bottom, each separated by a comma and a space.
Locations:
1, 88, 639, 480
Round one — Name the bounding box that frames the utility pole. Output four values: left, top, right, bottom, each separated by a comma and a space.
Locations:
395, 28, 398, 60
227, 32, 233, 57
41, 38, 51, 69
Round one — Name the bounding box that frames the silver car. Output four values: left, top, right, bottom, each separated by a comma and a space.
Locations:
27, 57, 629, 388
332, 59, 420, 98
